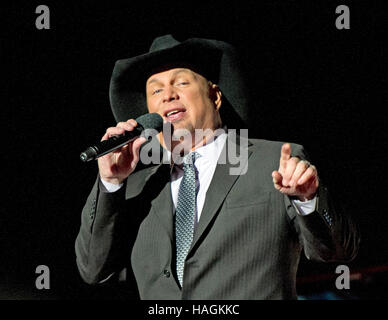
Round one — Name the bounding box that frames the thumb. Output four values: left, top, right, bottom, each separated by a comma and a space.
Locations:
272, 170, 283, 188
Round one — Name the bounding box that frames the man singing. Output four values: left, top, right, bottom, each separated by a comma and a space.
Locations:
75, 34, 359, 299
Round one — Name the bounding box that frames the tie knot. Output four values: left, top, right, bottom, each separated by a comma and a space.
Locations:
183, 151, 200, 167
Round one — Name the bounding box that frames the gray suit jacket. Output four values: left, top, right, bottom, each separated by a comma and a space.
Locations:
75, 136, 359, 299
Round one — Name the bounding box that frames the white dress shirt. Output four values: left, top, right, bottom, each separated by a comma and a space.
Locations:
101, 133, 317, 220
169, 133, 228, 221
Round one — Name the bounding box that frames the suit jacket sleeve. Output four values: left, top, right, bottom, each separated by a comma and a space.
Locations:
75, 176, 131, 284
286, 143, 360, 262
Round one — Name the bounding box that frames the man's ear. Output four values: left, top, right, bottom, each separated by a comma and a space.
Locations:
209, 83, 222, 111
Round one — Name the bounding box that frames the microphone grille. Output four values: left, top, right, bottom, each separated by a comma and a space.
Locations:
136, 113, 163, 132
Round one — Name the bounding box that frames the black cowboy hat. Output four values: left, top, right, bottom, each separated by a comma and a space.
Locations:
109, 34, 251, 128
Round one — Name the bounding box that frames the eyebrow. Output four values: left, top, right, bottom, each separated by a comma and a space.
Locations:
146, 69, 194, 87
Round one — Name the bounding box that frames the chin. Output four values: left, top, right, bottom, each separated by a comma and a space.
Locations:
171, 121, 194, 135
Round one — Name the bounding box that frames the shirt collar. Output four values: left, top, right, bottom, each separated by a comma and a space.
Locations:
194, 132, 227, 165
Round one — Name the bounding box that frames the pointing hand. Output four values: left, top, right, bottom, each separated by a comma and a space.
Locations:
272, 143, 319, 201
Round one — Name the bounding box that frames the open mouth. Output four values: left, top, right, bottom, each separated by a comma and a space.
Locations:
164, 107, 186, 122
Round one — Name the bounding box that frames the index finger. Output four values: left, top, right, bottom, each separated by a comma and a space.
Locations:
280, 143, 291, 168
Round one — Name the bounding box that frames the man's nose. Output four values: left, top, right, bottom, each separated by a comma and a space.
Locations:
162, 85, 179, 103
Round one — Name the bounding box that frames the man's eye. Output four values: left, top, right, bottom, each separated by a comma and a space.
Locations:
178, 82, 189, 86
152, 88, 162, 95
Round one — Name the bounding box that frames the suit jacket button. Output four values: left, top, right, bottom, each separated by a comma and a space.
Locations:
163, 270, 170, 278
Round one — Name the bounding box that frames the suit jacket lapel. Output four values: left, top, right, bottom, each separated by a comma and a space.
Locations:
123, 133, 254, 250
189, 133, 253, 253
150, 169, 174, 241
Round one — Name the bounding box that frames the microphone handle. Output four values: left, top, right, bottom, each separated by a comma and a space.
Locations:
80, 126, 143, 162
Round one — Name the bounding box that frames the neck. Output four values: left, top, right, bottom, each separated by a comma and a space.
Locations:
174, 126, 224, 155
159, 126, 226, 157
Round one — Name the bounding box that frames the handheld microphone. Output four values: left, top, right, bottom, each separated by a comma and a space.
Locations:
80, 113, 163, 162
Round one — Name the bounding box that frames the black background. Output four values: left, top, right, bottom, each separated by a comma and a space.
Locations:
1, 1, 387, 300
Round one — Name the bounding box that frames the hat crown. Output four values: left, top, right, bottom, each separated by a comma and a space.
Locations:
149, 34, 181, 52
